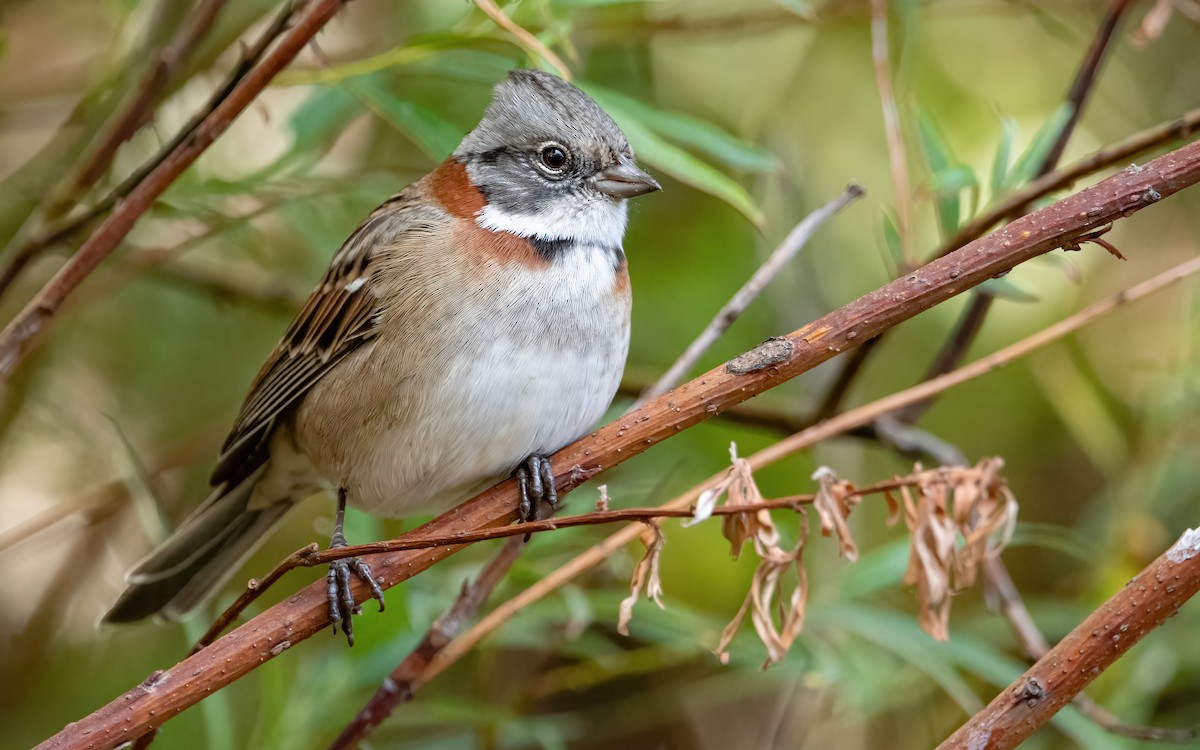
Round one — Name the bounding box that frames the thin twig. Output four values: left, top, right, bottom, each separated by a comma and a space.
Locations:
412, 253, 1200, 692
632, 183, 864, 408
937, 529, 1200, 749
807, 336, 881, 421
0, 0, 350, 388
1033, 0, 1136, 180
474, 0, 572, 80
900, 0, 1137, 420
871, 0, 913, 269
327, 537, 526, 750
983, 557, 1200, 743
192, 495, 830, 648
32, 140, 1200, 750
54, 0, 231, 214
933, 104, 1200, 261
0, 0, 225, 298
0, 0, 308, 300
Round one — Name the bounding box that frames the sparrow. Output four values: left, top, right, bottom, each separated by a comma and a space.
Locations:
102, 69, 660, 644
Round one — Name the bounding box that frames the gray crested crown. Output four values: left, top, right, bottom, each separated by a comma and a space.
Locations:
451, 69, 659, 247
454, 69, 633, 164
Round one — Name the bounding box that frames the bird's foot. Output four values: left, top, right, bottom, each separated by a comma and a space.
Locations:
515, 453, 558, 526
326, 532, 385, 647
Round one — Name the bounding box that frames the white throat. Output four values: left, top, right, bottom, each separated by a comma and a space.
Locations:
476, 196, 629, 248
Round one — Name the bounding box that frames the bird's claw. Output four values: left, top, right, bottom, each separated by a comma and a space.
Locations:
516, 453, 558, 528
326, 552, 385, 647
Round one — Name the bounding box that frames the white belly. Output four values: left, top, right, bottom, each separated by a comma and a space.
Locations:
298, 244, 630, 517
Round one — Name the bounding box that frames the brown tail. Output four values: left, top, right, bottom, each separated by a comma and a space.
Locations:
102, 472, 292, 623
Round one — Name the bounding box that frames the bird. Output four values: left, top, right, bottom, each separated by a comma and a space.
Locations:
102, 69, 660, 644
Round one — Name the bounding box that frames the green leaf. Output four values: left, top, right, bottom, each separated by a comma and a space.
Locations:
979, 275, 1039, 303
585, 89, 766, 227
344, 76, 465, 161
990, 117, 1016, 197
774, 0, 817, 20
255, 85, 357, 178
583, 84, 778, 174
832, 604, 983, 714
276, 37, 516, 87
1007, 103, 1074, 189
880, 209, 904, 272
827, 605, 1131, 750
929, 163, 978, 194
284, 85, 361, 157
915, 108, 962, 240
836, 537, 909, 599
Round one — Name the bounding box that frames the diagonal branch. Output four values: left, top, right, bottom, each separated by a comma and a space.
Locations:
933, 105, 1200, 262
54, 0, 231, 215
937, 529, 1200, 749
983, 557, 1200, 743
0, 0, 351, 385
0, 1, 301, 300
31, 137, 1200, 750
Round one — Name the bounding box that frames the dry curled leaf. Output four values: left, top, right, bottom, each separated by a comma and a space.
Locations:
617, 520, 666, 636
707, 443, 811, 667
900, 457, 1018, 641
714, 512, 810, 668
811, 466, 860, 561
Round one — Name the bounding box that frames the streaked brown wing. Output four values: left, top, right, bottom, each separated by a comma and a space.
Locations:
209, 203, 407, 488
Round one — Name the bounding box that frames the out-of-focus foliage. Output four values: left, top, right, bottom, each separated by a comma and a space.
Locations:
1, 1, 1199, 748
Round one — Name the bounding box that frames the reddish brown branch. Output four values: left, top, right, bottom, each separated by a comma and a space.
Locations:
938, 529, 1200, 749
983, 557, 1200, 743
933, 105, 1200, 262
0, 0, 279, 298
0, 0, 332, 347
31, 139, 1200, 750
58, 0, 230, 209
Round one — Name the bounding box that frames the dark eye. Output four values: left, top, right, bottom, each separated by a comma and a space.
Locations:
540, 145, 569, 171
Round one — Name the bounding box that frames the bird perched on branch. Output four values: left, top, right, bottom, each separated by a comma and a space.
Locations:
103, 69, 660, 644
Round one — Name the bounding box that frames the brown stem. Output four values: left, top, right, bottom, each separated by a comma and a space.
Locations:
0, 0, 309, 302
1032, 0, 1136, 180
983, 557, 1200, 743
190, 496, 827, 650
808, 335, 881, 421
933, 105, 1200, 261
55, 0, 231, 213
937, 529, 1200, 749
30, 139, 1200, 750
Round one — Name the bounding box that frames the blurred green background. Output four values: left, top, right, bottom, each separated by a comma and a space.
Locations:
2, 0, 1199, 748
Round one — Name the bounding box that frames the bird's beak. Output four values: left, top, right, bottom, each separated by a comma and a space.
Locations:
595, 160, 661, 199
